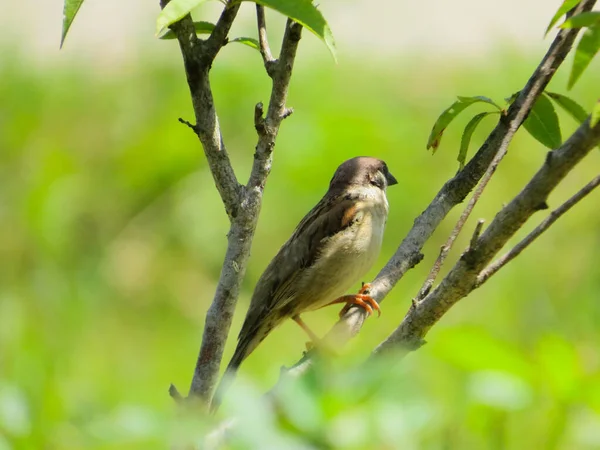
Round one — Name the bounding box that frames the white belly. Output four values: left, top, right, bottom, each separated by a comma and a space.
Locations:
300, 192, 388, 311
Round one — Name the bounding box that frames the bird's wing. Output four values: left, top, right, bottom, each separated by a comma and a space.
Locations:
237, 192, 361, 340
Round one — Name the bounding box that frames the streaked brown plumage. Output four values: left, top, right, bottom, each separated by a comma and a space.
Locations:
211, 156, 397, 411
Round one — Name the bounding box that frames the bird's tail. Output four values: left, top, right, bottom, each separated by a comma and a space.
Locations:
209, 333, 258, 413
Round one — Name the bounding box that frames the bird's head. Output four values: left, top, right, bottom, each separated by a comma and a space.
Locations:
328, 156, 398, 193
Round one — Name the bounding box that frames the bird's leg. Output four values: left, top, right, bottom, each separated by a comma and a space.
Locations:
292, 315, 338, 355
326, 283, 381, 318
292, 315, 320, 345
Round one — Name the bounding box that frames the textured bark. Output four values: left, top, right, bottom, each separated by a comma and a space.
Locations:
475, 174, 600, 286
159, 0, 302, 403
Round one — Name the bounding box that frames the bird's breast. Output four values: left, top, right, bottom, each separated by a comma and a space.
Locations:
301, 193, 389, 310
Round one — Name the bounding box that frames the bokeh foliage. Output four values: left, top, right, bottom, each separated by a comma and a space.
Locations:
1, 34, 600, 448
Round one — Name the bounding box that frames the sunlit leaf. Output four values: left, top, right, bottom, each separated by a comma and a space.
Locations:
156, 0, 210, 36
458, 112, 494, 170
592, 99, 600, 127
560, 11, 600, 29
457, 95, 502, 111
159, 20, 215, 39
568, 23, 600, 89
546, 91, 588, 123
60, 0, 85, 48
546, 0, 582, 35
247, 0, 336, 60
229, 37, 260, 51
547, 92, 600, 148
427, 96, 500, 153
523, 94, 562, 149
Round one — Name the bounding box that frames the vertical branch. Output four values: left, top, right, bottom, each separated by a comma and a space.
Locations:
256, 5, 276, 77
161, 0, 304, 402
159, 0, 245, 403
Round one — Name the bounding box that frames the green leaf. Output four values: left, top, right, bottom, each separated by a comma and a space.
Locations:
247, 0, 336, 60
504, 91, 520, 107
560, 11, 600, 28
545, 0, 581, 35
523, 94, 562, 149
427, 96, 500, 152
546, 91, 588, 123
568, 23, 600, 89
548, 93, 600, 149
156, 0, 209, 36
229, 37, 260, 51
457, 95, 502, 111
592, 99, 600, 127
159, 20, 215, 39
60, 0, 85, 48
458, 112, 493, 170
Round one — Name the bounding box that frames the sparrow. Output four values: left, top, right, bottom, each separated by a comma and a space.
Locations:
211, 156, 397, 410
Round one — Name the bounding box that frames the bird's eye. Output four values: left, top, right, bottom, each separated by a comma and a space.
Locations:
370, 171, 386, 189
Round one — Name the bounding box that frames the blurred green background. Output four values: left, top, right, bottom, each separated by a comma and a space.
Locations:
2, 3, 600, 449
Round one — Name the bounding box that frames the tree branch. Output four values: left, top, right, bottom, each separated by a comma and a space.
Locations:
160, 0, 242, 220
188, 18, 302, 402
284, 0, 596, 376
256, 4, 277, 77
475, 174, 600, 287
374, 117, 600, 356
416, 134, 507, 301
159, 0, 246, 403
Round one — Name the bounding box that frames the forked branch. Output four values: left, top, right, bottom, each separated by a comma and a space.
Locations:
286, 0, 596, 376
475, 174, 600, 287
160, 0, 303, 403
374, 117, 600, 356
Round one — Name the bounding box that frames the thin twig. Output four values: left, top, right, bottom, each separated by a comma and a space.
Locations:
374, 117, 600, 356
169, 383, 184, 403
475, 174, 600, 287
283, 0, 596, 378
247, 18, 303, 191
178, 117, 198, 133
416, 136, 508, 301
256, 4, 277, 77
469, 219, 485, 250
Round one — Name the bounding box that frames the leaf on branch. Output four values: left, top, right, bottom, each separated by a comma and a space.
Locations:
229, 37, 260, 50
427, 96, 501, 153
60, 0, 85, 48
159, 20, 215, 39
247, 0, 336, 60
156, 0, 210, 36
458, 112, 495, 170
546, 91, 588, 123
592, 99, 600, 127
560, 11, 600, 29
568, 23, 600, 89
545, 0, 582, 35
547, 92, 600, 149
523, 94, 562, 149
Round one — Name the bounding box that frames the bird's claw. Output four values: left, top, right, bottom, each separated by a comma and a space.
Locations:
338, 285, 381, 318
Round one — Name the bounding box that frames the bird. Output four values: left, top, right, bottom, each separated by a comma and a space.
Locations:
211, 156, 397, 411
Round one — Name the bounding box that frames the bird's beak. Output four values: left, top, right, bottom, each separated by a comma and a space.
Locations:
386, 171, 398, 186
